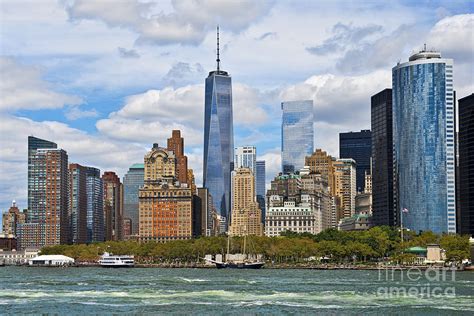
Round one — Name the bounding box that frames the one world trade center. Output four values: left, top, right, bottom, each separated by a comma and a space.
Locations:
203, 26, 234, 228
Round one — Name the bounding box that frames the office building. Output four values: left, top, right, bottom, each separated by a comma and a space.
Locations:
167, 130, 189, 186
305, 149, 336, 195
333, 159, 357, 219
139, 139, 193, 242
123, 163, 144, 236
393, 49, 455, 234
102, 171, 123, 241
2, 201, 26, 236
256, 160, 266, 220
371, 88, 395, 227
339, 130, 372, 192
235, 146, 256, 176
203, 27, 234, 225
281, 100, 314, 173
86, 167, 104, 243
229, 168, 263, 236
458, 93, 474, 236
69, 163, 88, 244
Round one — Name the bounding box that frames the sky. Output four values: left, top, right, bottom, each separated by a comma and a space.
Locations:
0, 0, 473, 213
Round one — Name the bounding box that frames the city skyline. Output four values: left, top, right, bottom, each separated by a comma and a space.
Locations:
0, 1, 473, 214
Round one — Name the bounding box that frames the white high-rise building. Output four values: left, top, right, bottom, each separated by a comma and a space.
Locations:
234, 146, 257, 176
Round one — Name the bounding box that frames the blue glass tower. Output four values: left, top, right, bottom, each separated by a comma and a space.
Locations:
281, 100, 314, 173
203, 27, 234, 224
393, 50, 455, 234
86, 167, 104, 243
123, 163, 144, 235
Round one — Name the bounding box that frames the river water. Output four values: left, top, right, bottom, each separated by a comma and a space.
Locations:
1, 267, 473, 314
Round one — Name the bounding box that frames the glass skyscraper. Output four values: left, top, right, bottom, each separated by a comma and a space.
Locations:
339, 130, 372, 193
86, 167, 104, 243
393, 50, 455, 234
256, 160, 266, 221
281, 100, 314, 174
123, 163, 144, 236
203, 28, 234, 223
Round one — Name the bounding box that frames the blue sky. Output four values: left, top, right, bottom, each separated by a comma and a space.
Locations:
0, 0, 473, 213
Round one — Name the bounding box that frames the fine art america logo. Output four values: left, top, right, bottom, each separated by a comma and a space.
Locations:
377, 267, 456, 298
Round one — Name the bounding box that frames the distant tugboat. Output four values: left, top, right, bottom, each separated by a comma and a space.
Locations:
207, 233, 264, 269
99, 252, 134, 268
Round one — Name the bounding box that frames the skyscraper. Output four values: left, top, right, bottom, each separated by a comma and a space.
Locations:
393, 49, 455, 234
371, 89, 395, 227
203, 27, 234, 224
256, 160, 266, 220
69, 163, 88, 244
235, 146, 256, 176
123, 163, 144, 236
19, 141, 69, 248
458, 93, 474, 236
2, 201, 26, 236
229, 168, 263, 236
102, 171, 123, 241
339, 130, 372, 192
281, 100, 314, 174
86, 167, 104, 243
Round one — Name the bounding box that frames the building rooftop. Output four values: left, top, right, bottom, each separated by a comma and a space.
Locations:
130, 163, 144, 169
409, 49, 441, 62
30, 255, 74, 262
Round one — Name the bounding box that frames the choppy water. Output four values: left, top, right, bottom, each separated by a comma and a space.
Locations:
0, 267, 473, 315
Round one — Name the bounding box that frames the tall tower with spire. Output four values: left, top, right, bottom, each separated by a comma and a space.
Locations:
203, 26, 234, 229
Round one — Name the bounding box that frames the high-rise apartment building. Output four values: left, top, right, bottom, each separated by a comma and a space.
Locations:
2, 201, 26, 236
69, 163, 88, 244
371, 89, 395, 227
123, 163, 144, 236
19, 141, 69, 248
281, 100, 314, 174
339, 130, 372, 192
393, 49, 455, 234
333, 159, 356, 220
256, 160, 266, 221
86, 167, 104, 243
139, 140, 193, 242
102, 171, 123, 241
458, 93, 474, 236
229, 168, 263, 236
203, 27, 234, 224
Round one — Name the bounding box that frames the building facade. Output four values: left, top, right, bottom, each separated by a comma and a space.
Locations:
371, 88, 395, 227
281, 100, 314, 174
69, 163, 88, 244
123, 163, 144, 236
2, 201, 26, 236
393, 50, 455, 234
229, 168, 263, 236
203, 29, 234, 225
256, 160, 266, 221
265, 201, 321, 237
235, 146, 256, 176
86, 167, 104, 243
167, 130, 189, 186
19, 141, 69, 248
102, 171, 123, 241
139, 142, 193, 242
339, 130, 372, 193
458, 93, 474, 236
333, 159, 357, 220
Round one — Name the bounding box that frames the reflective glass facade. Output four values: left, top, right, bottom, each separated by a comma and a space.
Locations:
123, 163, 144, 235
203, 70, 234, 222
393, 54, 455, 234
281, 100, 314, 174
86, 167, 103, 243
256, 160, 266, 221
339, 130, 372, 192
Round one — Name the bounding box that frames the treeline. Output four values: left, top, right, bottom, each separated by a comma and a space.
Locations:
40, 227, 471, 264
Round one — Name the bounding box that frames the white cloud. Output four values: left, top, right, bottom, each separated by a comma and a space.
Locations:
64, 105, 99, 120
0, 57, 82, 112
65, 0, 274, 46
258, 148, 281, 189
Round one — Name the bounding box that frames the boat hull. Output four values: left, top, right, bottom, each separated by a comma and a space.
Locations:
99, 263, 134, 268
215, 262, 264, 269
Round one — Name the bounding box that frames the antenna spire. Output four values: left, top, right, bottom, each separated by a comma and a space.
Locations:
216, 25, 220, 72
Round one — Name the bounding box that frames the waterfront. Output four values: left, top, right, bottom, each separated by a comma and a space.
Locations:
1, 267, 473, 315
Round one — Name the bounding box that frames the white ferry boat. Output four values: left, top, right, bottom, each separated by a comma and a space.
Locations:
99, 252, 134, 268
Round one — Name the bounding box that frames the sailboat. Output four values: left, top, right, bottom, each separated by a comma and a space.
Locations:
207, 233, 264, 269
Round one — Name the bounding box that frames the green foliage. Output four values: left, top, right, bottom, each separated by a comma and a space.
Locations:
39, 228, 471, 264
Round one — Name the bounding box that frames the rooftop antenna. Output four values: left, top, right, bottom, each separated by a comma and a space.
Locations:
423, 43, 427, 51
216, 25, 220, 72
